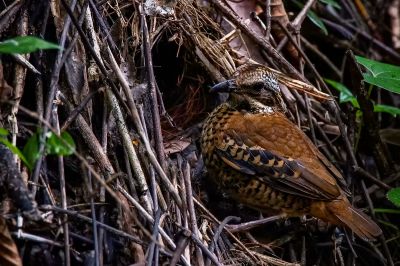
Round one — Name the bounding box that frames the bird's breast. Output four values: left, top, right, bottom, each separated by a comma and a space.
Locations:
201, 104, 236, 175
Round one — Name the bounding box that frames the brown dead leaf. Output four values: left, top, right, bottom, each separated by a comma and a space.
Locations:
164, 138, 191, 154
224, 0, 266, 64
0, 217, 22, 266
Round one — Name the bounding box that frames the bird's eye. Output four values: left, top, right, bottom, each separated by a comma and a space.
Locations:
249, 82, 265, 92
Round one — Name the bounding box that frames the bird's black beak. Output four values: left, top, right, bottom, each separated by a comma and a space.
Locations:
209, 79, 236, 93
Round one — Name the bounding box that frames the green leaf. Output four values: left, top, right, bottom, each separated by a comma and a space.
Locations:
22, 133, 41, 170
0, 36, 61, 54
363, 74, 400, 94
293, 0, 328, 35
374, 208, 400, 214
0, 128, 9, 136
374, 104, 400, 116
387, 187, 400, 207
319, 0, 341, 9
355, 55, 400, 94
45, 131, 76, 156
325, 79, 349, 95
324, 79, 359, 107
0, 129, 75, 170
0, 137, 31, 169
306, 10, 328, 35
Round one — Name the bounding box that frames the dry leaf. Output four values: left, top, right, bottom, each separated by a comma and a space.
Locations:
164, 139, 191, 154
0, 217, 22, 266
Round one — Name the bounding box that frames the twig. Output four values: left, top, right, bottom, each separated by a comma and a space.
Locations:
41, 205, 144, 244
0, 0, 22, 33
353, 166, 392, 190
312, 118, 341, 161
11, 54, 41, 75
52, 93, 71, 266
275, 19, 334, 97
147, 209, 162, 265
86, 168, 100, 266
60, 88, 101, 131
182, 160, 204, 266
360, 181, 394, 266
192, 197, 260, 263
305, 95, 317, 145
265, 0, 271, 40
300, 37, 341, 78
107, 91, 154, 213
88, 0, 118, 55
292, 0, 317, 30
301, 236, 306, 266
226, 214, 286, 233
117, 185, 190, 266
140, 5, 167, 169
170, 229, 191, 266
275, 0, 315, 60
324, 16, 400, 60
205, 216, 241, 266
190, 234, 222, 266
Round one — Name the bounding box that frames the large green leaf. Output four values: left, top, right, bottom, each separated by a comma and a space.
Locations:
374, 104, 400, 116
0, 137, 31, 169
325, 79, 400, 115
355, 55, 400, 94
387, 188, 400, 207
0, 128, 9, 136
0, 36, 61, 54
22, 133, 41, 170
45, 131, 76, 156
325, 79, 359, 107
0, 129, 75, 170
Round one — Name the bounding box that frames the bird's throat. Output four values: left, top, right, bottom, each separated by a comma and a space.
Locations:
229, 93, 284, 114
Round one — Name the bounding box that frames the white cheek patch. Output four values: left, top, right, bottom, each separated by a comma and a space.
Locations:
262, 72, 280, 92
251, 100, 274, 114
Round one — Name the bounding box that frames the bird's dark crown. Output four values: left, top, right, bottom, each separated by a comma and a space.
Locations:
210, 64, 286, 113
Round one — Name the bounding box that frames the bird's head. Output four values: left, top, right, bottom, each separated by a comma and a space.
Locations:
210, 64, 286, 113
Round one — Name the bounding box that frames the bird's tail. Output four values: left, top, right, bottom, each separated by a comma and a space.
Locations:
325, 200, 382, 240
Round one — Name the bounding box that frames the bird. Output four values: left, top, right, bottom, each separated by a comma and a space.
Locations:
200, 64, 382, 240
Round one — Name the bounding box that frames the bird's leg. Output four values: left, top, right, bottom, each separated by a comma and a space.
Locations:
226, 214, 287, 233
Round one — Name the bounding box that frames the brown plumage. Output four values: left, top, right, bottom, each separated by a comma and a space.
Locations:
201, 64, 382, 240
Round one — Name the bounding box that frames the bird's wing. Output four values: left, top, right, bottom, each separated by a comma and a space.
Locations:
306, 137, 350, 195
215, 112, 342, 200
